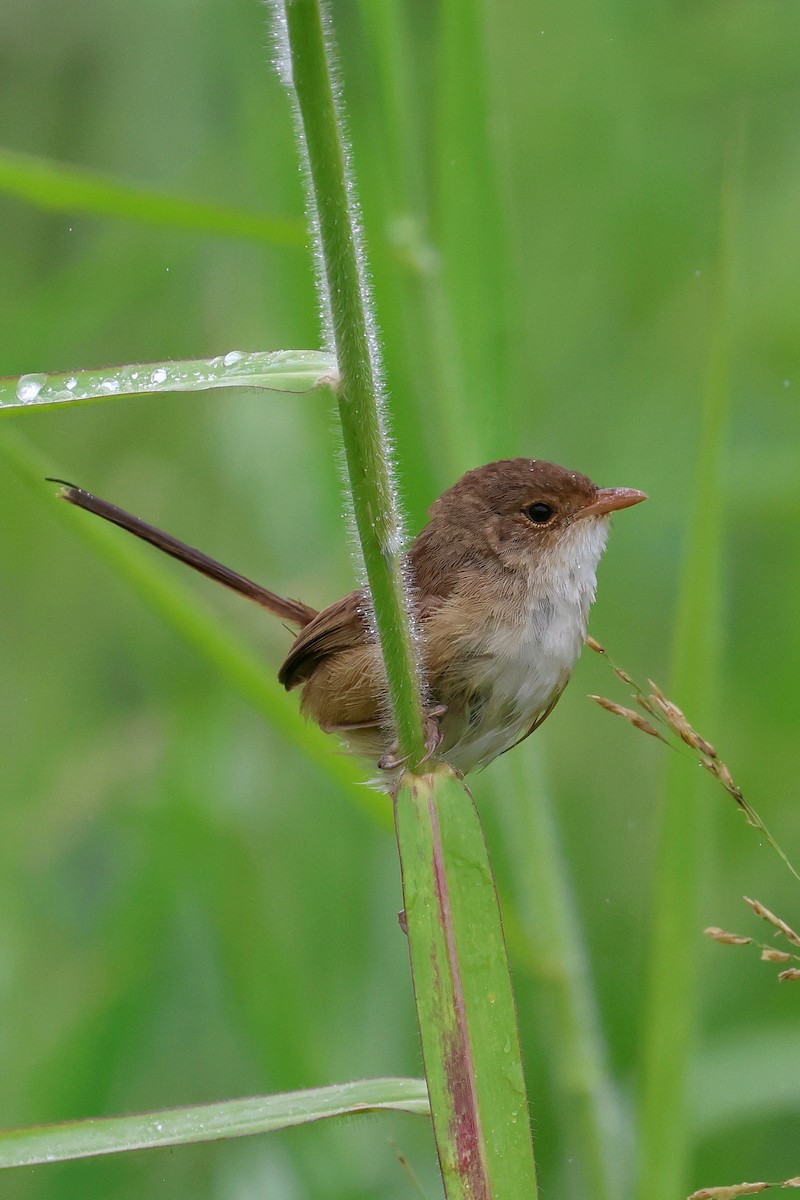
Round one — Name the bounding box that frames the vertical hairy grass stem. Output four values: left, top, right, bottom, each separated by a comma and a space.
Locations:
277, 0, 426, 765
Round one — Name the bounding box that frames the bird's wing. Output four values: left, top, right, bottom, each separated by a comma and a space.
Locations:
278, 590, 366, 691
278, 588, 444, 694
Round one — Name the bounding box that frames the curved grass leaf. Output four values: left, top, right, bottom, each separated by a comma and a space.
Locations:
0, 147, 305, 245
0, 1078, 429, 1168
0, 350, 337, 417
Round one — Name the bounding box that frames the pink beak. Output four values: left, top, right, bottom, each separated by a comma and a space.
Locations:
578, 487, 648, 519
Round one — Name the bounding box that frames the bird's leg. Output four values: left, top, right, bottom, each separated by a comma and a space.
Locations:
420, 704, 447, 762
377, 705, 448, 772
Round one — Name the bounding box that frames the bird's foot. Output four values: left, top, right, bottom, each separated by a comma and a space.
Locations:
377, 705, 448, 772
420, 704, 447, 763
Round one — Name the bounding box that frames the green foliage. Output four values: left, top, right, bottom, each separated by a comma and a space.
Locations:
1, 0, 800, 1197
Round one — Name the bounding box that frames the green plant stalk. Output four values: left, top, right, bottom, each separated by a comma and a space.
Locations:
280, 0, 427, 766
0, 1078, 429, 1168
395, 771, 538, 1199
636, 126, 740, 1200
491, 749, 627, 1200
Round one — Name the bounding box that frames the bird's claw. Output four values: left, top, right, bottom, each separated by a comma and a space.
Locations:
377, 705, 448, 772
377, 746, 411, 772
420, 704, 447, 763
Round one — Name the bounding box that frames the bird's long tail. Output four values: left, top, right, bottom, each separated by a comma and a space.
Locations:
51, 481, 318, 628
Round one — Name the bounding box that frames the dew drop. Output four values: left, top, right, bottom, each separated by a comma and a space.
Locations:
150, 367, 168, 385
66, 377, 78, 390
16, 373, 47, 403
99, 378, 120, 393
223, 350, 244, 367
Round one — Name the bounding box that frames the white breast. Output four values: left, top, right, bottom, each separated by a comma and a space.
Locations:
443, 517, 610, 774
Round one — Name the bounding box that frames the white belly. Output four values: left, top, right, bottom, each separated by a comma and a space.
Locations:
443, 597, 587, 773
441, 517, 609, 774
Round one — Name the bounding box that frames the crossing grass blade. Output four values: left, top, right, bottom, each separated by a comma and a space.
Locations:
0, 350, 336, 416
0, 1078, 429, 1169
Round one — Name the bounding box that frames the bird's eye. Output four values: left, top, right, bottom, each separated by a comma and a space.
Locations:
525, 502, 555, 524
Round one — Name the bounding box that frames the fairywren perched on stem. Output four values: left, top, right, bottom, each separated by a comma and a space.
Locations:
54, 459, 645, 778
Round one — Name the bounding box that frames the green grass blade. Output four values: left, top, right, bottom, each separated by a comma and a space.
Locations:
356, 0, 478, 486
0, 350, 336, 417
395, 771, 538, 1199
0, 147, 305, 244
0, 1078, 429, 1169
636, 125, 742, 1200
436, 0, 513, 458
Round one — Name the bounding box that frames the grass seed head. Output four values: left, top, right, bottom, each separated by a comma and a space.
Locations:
594, 647, 800, 882
589, 696, 666, 741
743, 897, 800, 948
704, 927, 752, 946
688, 1184, 769, 1199
761, 947, 793, 963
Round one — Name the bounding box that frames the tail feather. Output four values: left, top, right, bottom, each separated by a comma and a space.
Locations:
50, 480, 317, 628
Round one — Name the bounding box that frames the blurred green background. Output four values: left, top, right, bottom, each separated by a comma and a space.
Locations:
2, 0, 800, 1196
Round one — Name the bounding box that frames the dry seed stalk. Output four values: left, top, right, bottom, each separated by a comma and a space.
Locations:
744, 897, 800, 947
704, 927, 751, 946
704, 909, 800, 981
761, 947, 793, 964
688, 1179, 800, 1199
588, 637, 800, 1185
586, 637, 800, 883
587, 696, 666, 743
688, 1186, 769, 1200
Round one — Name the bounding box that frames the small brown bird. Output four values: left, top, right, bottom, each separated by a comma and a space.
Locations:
54, 460, 645, 777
